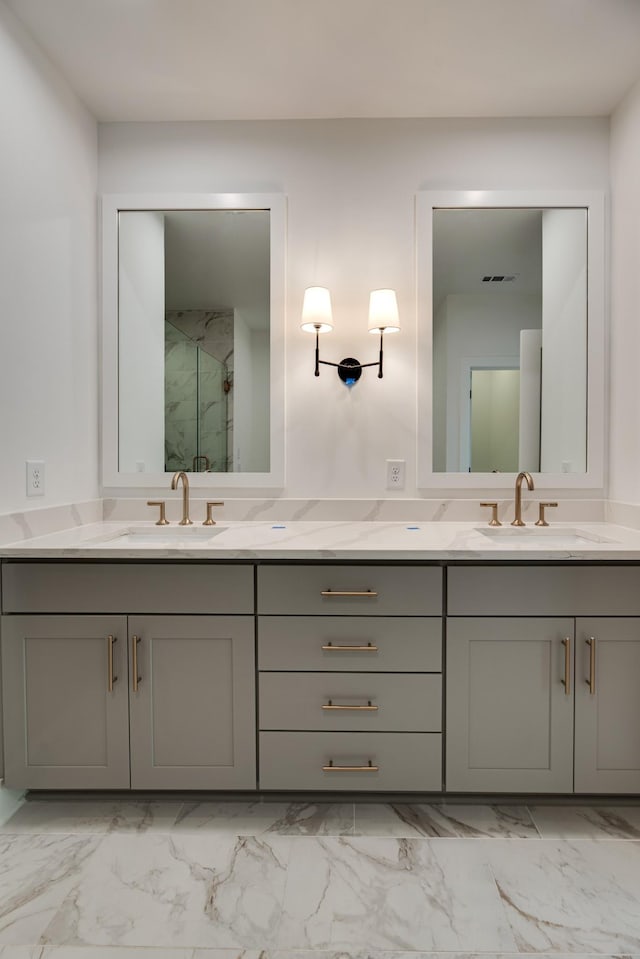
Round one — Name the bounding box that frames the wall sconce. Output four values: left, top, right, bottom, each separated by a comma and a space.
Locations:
301, 287, 400, 386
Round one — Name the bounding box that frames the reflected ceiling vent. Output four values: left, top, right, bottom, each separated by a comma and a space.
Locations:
482, 274, 519, 282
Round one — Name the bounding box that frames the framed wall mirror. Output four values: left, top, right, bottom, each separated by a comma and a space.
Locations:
416, 190, 605, 489
101, 193, 285, 489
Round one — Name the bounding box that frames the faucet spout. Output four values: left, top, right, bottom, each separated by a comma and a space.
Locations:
170, 471, 193, 526
512, 471, 534, 527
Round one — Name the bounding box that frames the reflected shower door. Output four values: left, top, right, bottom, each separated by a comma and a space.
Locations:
164, 321, 231, 472
198, 350, 231, 472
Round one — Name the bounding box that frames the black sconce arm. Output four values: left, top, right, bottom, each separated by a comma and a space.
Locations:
314, 330, 385, 384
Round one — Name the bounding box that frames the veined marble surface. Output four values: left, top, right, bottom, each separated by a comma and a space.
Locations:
2, 519, 640, 560
0, 501, 102, 547
1, 799, 640, 954
103, 496, 607, 525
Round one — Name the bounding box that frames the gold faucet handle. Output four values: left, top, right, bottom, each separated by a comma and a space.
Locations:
203, 501, 225, 526
480, 502, 502, 527
535, 501, 558, 527
147, 500, 170, 525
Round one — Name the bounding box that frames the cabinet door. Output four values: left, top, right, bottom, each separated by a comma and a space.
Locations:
128, 616, 256, 789
1, 615, 130, 789
446, 618, 574, 792
575, 618, 640, 793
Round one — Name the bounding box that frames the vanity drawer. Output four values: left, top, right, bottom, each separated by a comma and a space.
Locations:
2, 563, 254, 614
257, 565, 442, 616
258, 616, 441, 671
259, 673, 441, 732
259, 731, 442, 791
448, 566, 640, 616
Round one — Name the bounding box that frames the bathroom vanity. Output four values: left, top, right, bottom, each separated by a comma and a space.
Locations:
2, 519, 640, 796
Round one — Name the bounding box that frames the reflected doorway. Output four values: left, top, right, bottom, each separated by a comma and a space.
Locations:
469, 368, 520, 473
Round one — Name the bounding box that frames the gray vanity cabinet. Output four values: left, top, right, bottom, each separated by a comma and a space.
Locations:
1, 615, 131, 789
0, 562, 256, 791
446, 617, 575, 792
128, 615, 255, 789
574, 618, 640, 793
446, 613, 640, 794
0, 646, 4, 779
1, 614, 256, 790
257, 564, 444, 791
447, 566, 640, 795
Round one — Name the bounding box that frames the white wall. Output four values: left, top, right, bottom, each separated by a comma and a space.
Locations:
231, 312, 270, 473
99, 118, 608, 498
610, 77, 640, 504
434, 292, 541, 471
118, 212, 165, 473
250, 329, 270, 472
519, 328, 542, 471
0, 1, 98, 514
232, 309, 251, 472
540, 209, 587, 473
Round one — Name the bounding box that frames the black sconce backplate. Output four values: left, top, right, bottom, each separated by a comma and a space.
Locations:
337, 358, 362, 385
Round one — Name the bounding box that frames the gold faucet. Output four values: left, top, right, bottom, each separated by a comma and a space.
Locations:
170, 471, 193, 526
512, 471, 534, 526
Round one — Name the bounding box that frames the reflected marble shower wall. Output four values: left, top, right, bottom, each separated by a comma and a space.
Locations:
165, 322, 198, 471
164, 311, 234, 472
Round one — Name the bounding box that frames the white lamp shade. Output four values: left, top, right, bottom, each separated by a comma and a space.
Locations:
301, 286, 333, 333
368, 288, 400, 333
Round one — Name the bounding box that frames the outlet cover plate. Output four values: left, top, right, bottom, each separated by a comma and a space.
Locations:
26, 460, 45, 497
386, 459, 406, 489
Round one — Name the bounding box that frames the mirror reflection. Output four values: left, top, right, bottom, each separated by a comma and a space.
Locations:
432, 207, 587, 473
118, 209, 270, 474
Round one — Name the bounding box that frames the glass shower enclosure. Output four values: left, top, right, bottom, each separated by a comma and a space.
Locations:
164, 321, 232, 472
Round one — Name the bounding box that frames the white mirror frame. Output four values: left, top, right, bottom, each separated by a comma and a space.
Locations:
101, 193, 286, 490
416, 189, 605, 490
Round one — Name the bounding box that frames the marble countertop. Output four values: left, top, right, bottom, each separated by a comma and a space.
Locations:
2, 519, 640, 560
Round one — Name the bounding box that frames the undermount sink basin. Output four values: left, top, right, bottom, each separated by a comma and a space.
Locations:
477, 526, 615, 547
93, 525, 227, 544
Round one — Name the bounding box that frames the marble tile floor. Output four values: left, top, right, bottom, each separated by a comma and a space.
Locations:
1, 800, 640, 957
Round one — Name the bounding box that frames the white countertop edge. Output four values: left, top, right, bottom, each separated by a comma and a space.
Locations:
2, 520, 640, 560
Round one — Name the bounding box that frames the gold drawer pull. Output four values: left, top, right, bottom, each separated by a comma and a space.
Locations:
586, 636, 596, 695
322, 700, 378, 711
107, 635, 117, 692
322, 642, 379, 652
323, 760, 379, 772
561, 636, 571, 695
321, 589, 378, 598
132, 635, 142, 692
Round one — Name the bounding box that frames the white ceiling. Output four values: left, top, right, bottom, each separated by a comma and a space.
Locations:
163, 210, 270, 327
6, 0, 640, 121
433, 209, 544, 312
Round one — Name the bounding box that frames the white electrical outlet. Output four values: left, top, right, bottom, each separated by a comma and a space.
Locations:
386, 459, 405, 489
26, 460, 45, 497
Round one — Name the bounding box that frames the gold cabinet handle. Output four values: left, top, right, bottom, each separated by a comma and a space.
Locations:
132, 635, 142, 691
107, 635, 118, 692
480, 502, 501, 526
203, 500, 224, 526
321, 589, 378, 598
323, 760, 379, 772
322, 642, 379, 652
586, 636, 596, 695
322, 700, 378, 711
561, 637, 571, 695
